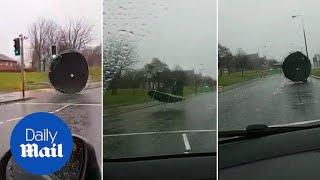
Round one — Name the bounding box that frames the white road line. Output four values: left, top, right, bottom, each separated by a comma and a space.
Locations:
104, 129, 215, 137
54, 104, 71, 113
0, 103, 80, 126
69, 103, 101, 106
182, 133, 191, 151
208, 106, 216, 110
2, 105, 70, 125
6, 117, 21, 122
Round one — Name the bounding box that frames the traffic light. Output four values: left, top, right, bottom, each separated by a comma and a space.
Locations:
52, 45, 57, 57
13, 38, 20, 56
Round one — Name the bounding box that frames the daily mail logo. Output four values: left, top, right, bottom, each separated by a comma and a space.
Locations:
20, 129, 63, 158
10, 112, 73, 175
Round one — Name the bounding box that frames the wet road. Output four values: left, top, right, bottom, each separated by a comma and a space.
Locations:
104, 92, 216, 159
219, 73, 320, 130
0, 87, 102, 166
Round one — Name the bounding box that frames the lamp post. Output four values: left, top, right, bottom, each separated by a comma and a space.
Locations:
257, 45, 268, 58
292, 15, 309, 60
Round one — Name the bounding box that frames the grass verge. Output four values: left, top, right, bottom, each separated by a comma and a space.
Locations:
89, 66, 102, 82
104, 86, 213, 108
218, 69, 279, 87
311, 68, 320, 77
0, 66, 101, 92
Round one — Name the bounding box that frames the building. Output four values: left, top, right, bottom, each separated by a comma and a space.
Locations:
246, 53, 260, 61
0, 54, 18, 71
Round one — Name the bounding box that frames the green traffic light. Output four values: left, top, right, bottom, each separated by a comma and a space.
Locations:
13, 38, 20, 56
14, 50, 20, 56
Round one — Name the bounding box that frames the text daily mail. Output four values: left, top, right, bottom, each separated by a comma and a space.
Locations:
20, 128, 63, 158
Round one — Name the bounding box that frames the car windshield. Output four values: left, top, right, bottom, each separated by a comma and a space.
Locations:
219, 0, 320, 132
104, 0, 217, 159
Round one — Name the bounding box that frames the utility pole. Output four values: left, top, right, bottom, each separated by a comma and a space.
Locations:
19, 34, 25, 98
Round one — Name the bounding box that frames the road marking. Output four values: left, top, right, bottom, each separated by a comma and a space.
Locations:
1, 104, 72, 125
54, 104, 71, 113
104, 129, 215, 137
208, 106, 215, 110
182, 133, 191, 151
6, 117, 21, 122
69, 103, 101, 106
15, 102, 101, 106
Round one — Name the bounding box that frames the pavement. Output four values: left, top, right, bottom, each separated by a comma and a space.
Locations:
0, 91, 33, 104
0, 81, 101, 104
219, 73, 320, 131
0, 86, 102, 166
104, 92, 216, 159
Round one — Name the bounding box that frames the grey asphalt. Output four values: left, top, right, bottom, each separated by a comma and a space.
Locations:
104, 92, 216, 159
219, 73, 320, 131
0, 87, 102, 166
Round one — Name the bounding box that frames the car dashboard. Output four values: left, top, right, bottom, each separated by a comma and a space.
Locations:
219, 127, 320, 180
104, 153, 216, 180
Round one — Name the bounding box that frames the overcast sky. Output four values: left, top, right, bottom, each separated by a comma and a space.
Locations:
219, 0, 320, 62
1, 0, 101, 61
104, 0, 217, 78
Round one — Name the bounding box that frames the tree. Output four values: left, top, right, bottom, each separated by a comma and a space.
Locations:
236, 49, 249, 76
82, 45, 101, 67
58, 19, 93, 51
218, 44, 233, 76
173, 65, 183, 71
144, 58, 170, 89
29, 18, 58, 71
104, 37, 138, 94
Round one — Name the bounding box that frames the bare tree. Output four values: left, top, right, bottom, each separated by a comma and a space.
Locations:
218, 43, 233, 76
144, 58, 170, 89
29, 18, 58, 71
235, 49, 249, 77
82, 45, 102, 67
58, 19, 93, 51
104, 37, 138, 94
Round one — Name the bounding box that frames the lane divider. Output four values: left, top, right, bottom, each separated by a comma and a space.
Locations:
104, 129, 215, 137
54, 104, 71, 113
182, 133, 191, 151
1, 104, 72, 126
6, 117, 21, 122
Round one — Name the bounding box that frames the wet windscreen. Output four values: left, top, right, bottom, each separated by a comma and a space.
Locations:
219, 0, 320, 131
104, 0, 217, 159
6, 137, 84, 180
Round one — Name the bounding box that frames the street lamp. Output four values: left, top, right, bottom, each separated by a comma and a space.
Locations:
257, 45, 268, 58
198, 64, 204, 76
292, 15, 309, 60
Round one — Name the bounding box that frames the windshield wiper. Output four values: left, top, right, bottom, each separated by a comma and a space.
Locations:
219, 124, 320, 139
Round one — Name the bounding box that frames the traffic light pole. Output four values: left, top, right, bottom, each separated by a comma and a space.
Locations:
301, 17, 309, 60
19, 34, 25, 98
